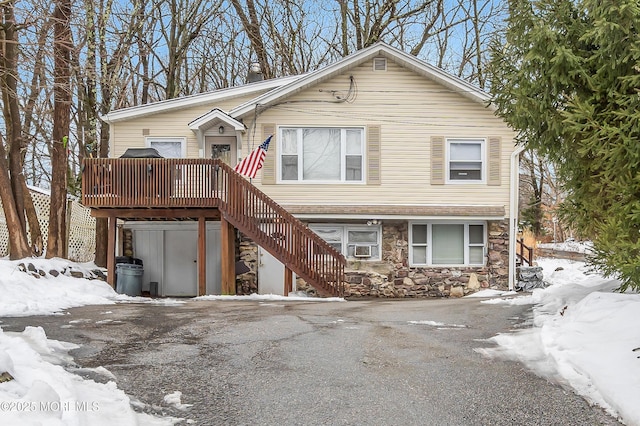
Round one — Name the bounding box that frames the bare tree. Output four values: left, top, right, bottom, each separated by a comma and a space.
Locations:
230, 0, 273, 79
0, 1, 33, 258
1, 0, 510, 264
147, 0, 222, 99
519, 149, 571, 242
90, 0, 147, 266
47, 0, 72, 259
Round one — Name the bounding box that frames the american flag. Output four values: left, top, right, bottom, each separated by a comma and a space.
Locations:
234, 135, 272, 179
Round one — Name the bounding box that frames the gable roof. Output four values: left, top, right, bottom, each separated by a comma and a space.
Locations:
100, 75, 300, 123
230, 42, 492, 118
188, 108, 245, 132
101, 42, 491, 124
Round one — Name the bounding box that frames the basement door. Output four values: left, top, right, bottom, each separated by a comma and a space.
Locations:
258, 247, 294, 296
164, 230, 198, 296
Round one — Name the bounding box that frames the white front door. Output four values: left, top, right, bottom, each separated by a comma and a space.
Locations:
163, 230, 198, 296
258, 247, 290, 295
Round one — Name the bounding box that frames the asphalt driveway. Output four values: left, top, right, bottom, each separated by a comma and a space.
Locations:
0, 297, 620, 425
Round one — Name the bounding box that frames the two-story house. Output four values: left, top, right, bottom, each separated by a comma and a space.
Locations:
84, 42, 523, 298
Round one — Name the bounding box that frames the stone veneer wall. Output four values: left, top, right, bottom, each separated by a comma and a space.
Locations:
237, 220, 511, 298
236, 233, 258, 295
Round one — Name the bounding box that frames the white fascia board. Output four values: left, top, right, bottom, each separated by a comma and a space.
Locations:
100, 76, 299, 123
230, 42, 492, 118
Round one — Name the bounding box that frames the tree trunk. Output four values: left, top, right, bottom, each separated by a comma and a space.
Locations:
93, 120, 110, 267
0, 2, 31, 259
47, 0, 72, 259
230, 0, 273, 80
22, 182, 43, 256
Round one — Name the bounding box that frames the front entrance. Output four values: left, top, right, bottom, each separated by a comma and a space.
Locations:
205, 136, 237, 166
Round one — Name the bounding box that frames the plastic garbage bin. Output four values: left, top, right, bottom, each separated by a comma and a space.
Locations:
115, 263, 144, 296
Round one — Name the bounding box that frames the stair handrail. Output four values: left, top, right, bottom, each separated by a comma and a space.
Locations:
516, 238, 533, 266
212, 160, 346, 297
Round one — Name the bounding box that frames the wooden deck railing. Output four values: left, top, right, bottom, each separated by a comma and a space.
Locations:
82, 158, 224, 208
516, 238, 533, 267
82, 158, 345, 296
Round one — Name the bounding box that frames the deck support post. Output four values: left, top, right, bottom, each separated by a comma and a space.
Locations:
198, 217, 207, 296
107, 214, 116, 288
220, 216, 236, 295
284, 266, 293, 296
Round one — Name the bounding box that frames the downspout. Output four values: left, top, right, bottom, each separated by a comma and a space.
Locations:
508, 144, 526, 290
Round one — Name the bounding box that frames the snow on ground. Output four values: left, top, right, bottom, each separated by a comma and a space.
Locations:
0, 257, 343, 425
0, 258, 185, 425
0, 326, 180, 425
464, 289, 517, 298
1, 254, 639, 425
0, 258, 116, 317
195, 291, 345, 302
477, 257, 640, 426
537, 239, 594, 254
162, 391, 192, 411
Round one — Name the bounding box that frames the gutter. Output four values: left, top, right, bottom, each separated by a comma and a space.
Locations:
508, 144, 526, 290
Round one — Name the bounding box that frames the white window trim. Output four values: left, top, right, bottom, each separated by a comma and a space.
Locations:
145, 137, 187, 158
310, 223, 381, 261
409, 220, 486, 267
277, 127, 366, 184
445, 138, 486, 184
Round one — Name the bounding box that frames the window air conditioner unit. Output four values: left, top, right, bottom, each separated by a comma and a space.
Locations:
354, 245, 372, 258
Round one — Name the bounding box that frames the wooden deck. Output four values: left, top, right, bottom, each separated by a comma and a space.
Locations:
82, 158, 345, 297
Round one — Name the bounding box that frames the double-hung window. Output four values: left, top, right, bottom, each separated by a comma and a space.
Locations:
310, 224, 380, 260
280, 127, 364, 182
410, 222, 486, 266
447, 138, 484, 182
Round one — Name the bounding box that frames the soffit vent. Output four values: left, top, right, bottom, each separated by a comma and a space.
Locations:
373, 57, 387, 71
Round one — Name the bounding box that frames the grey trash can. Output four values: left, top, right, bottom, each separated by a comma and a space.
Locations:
116, 263, 143, 296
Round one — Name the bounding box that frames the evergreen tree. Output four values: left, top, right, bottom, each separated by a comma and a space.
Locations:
489, 0, 640, 291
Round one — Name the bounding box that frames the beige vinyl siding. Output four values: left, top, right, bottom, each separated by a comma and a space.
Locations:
260, 123, 277, 184
109, 92, 267, 158
110, 60, 517, 211
246, 60, 516, 209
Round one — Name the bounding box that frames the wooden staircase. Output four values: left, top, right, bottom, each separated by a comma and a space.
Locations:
82, 158, 346, 297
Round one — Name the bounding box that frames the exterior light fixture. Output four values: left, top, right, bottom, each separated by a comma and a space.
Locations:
218, 125, 224, 134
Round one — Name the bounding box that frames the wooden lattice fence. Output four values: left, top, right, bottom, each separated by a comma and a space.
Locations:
0, 187, 96, 262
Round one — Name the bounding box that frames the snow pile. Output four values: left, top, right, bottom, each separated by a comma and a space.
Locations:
477, 258, 640, 425
0, 258, 117, 317
0, 326, 179, 425
537, 240, 593, 254
163, 391, 192, 411
464, 289, 517, 298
